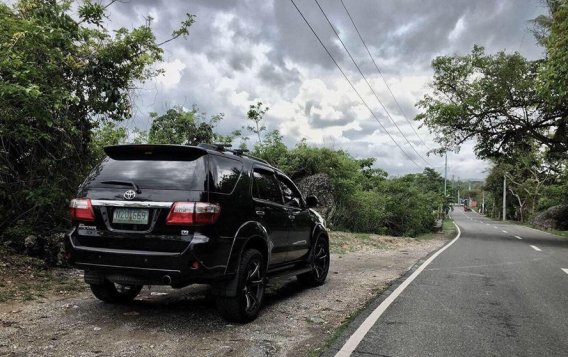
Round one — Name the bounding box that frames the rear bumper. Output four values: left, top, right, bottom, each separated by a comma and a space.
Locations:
65, 228, 234, 287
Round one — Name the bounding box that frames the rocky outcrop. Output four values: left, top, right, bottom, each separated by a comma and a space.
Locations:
532, 204, 568, 231
24, 232, 67, 266
295, 173, 336, 221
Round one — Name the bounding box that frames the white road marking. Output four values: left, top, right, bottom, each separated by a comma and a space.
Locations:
530, 245, 542, 252
335, 222, 462, 356
494, 226, 499, 229
562, 269, 568, 275
502, 230, 508, 233
514, 235, 523, 240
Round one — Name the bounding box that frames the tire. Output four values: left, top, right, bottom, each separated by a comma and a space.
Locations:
216, 249, 266, 323
90, 281, 143, 304
297, 234, 330, 287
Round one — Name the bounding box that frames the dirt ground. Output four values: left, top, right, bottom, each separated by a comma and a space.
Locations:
0, 234, 447, 357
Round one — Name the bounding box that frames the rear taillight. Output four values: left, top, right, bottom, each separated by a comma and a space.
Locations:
166, 202, 221, 225
69, 198, 95, 221
166, 202, 195, 225
194, 202, 222, 224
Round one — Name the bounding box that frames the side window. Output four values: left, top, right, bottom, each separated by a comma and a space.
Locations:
277, 174, 303, 208
210, 156, 242, 194
252, 169, 282, 204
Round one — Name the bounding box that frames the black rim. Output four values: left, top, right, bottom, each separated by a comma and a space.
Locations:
243, 258, 264, 313
313, 239, 329, 280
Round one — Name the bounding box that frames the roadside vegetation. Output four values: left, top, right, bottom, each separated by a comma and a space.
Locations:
0, 1, 448, 264
0, 247, 84, 303
415, 0, 568, 231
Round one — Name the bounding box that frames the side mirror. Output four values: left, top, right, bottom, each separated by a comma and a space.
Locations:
305, 195, 319, 208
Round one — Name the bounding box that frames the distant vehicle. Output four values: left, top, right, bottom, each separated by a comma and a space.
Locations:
65, 144, 329, 322
463, 198, 471, 211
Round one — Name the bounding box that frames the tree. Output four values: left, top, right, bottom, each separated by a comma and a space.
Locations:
147, 106, 224, 145
245, 101, 269, 146
89, 122, 127, 163
483, 145, 556, 222
0, 0, 193, 241
537, 0, 568, 160
530, 0, 563, 46
416, 46, 566, 159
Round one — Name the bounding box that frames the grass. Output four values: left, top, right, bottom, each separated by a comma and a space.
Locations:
306, 302, 369, 357
329, 220, 457, 254
329, 231, 395, 254
549, 229, 568, 238
415, 219, 458, 241
520, 223, 568, 238
0, 247, 85, 303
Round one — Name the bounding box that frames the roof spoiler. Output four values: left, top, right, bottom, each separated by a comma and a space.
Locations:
104, 144, 207, 160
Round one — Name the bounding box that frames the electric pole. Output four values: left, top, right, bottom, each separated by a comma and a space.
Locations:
502, 174, 507, 221
444, 153, 447, 196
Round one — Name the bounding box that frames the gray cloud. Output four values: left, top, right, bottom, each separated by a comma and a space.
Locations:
103, 0, 545, 180
258, 63, 302, 87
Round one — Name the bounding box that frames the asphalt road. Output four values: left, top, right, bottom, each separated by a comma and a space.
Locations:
330, 206, 568, 357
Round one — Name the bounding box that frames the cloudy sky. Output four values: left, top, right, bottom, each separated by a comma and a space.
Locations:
106, 0, 546, 180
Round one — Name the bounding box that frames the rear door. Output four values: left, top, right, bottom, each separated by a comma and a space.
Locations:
251, 168, 289, 266
76, 145, 209, 253
276, 173, 312, 261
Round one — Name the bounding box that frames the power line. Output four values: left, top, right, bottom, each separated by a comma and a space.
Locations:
314, 0, 431, 166
288, 0, 422, 169
339, 0, 432, 151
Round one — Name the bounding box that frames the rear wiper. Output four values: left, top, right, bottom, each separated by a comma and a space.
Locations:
100, 180, 142, 193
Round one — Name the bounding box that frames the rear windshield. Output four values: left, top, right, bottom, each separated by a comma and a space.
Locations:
83, 157, 207, 191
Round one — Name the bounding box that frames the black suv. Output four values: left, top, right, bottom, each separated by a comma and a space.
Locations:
65, 144, 330, 322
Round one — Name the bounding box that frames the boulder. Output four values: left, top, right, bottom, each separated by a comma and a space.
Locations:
295, 173, 336, 221
23, 232, 67, 266
532, 204, 568, 231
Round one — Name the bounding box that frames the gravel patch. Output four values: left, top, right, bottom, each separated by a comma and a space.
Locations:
0, 237, 446, 356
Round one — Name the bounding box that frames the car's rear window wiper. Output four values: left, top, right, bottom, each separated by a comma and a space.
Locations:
100, 180, 141, 193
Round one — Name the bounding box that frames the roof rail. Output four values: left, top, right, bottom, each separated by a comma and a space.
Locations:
196, 143, 269, 164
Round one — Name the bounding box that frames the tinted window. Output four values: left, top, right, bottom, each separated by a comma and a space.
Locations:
277, 175, 303, 208
210, 155, 242, 194
83, 157, 207, 191
252, 170, 282, 204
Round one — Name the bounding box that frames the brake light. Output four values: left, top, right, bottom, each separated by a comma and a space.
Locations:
166, 202, 221, 225
166, 202, 195, 225
69, 198, 95, 221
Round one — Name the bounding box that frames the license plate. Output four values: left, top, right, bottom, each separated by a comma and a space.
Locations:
112, 208, 149, 225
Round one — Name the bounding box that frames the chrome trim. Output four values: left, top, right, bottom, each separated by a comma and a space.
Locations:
76, 262, 180, 273
292, 240, 307, 246
91, 200, 173, 208
74, 245, 181, 256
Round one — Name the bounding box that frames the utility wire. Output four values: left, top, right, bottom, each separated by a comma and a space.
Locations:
288, 0, 422, 169
314, 0, 431, 166
340, 0, 432, 151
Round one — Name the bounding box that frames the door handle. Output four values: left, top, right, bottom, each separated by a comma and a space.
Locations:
256, 210, 265, 217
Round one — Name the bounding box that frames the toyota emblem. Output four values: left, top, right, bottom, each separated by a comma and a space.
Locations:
123, 190, 136, 200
